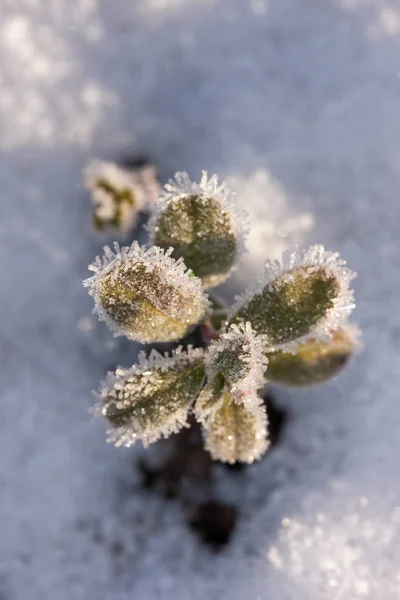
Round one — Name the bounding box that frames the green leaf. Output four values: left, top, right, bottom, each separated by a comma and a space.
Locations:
148, 172, 247, 289
266, 325, 361, 387
97, 347, 206, 447
202, 393, 269, 464
83, 242, 209, 343
204, 322, 268, 407
229, 245, 356, 348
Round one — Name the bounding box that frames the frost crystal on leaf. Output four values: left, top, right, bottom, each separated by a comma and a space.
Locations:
204, 322, 269, 408
83, 160, 160, 234
148, 171, 248, 288
202, 393, 269, 464
83, 241, 210, 343
95, 346, 205, 448
266, 322, 362, 387
229, 245, 357, 350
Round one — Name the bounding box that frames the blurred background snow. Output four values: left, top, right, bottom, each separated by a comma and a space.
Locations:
1, 0, 400, 598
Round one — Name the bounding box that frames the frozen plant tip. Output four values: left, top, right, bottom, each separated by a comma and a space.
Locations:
83, 241, 209, 343
84, 166, 360, 464
96, 347, 205, 447
148, 171, 248, 288
204, 322, 269, 409
83, 160, 160, 234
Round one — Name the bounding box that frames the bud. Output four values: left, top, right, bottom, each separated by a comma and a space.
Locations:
96, 347, 205, 447
202, 393, 269, 464
83, 242, 209, 343
266, 324, 361, 387
204, 322, 268, 408
83, 160, 160, 234
148, 171, 247, 288
229, 245, 356, 350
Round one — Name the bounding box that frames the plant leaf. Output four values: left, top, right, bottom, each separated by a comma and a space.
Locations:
229, 245, 356, 349
96, 347, 206, 447
266, 324, 361, 387
83, 242, 210, 343
204, 322, 268, 408
203, 393, 269, 464
148, 171, 248, 288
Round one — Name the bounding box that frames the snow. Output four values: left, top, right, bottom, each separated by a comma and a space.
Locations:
1, 0, 400, 599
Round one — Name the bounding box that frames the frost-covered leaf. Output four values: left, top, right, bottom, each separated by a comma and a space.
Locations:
204, 322, 268, 407
96, 347, 205, 447
83, 242, 209, 343
229, 245, 356, 349
148, 171, 248, 288
202, 393, 269, 464
83, 160, 160, 234
194, 373, 226, 423
266, 324, 361, 387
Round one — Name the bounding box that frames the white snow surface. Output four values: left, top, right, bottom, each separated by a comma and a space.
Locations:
1, 1, 400, 599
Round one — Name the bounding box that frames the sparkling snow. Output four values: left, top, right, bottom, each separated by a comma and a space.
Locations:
1, 1, 400, 599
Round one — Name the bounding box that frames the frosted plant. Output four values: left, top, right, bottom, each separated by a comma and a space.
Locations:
84, 170, 360, 463
83, 160, 160, 234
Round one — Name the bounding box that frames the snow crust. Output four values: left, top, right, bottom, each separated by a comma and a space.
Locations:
1, 0, 400, 599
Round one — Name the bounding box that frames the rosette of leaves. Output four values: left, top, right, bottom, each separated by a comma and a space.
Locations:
83, 241, 210, 343
84, 167, 360, 465
83, 160, 160, 234
148, 171, 247, 288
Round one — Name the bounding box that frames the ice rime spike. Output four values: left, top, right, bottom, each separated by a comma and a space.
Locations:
229, 245, 357, 349
83, 159, 160, 234
95, 347, 205, 448
204, 322, 269, 410
148, 171, 249, 288
83, 241, 210, 343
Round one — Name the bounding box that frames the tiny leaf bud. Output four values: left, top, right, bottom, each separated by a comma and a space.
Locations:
83, 160, 160, 234
204, 322, 268, 408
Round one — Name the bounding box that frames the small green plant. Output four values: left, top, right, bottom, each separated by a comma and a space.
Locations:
84, 168, 360, 464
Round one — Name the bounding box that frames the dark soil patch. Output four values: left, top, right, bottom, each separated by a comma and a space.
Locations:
137, 392, 288, 550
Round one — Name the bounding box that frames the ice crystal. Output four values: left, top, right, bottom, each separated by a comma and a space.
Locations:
83, 160, 160, 234
83, 241, 210, 343
148, 171, 248, 288
204, 322, 269, 408
95, 346, 205, 447
229, 245, 357, 350
266, 323, 362, 387
202, 392, 269, 464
